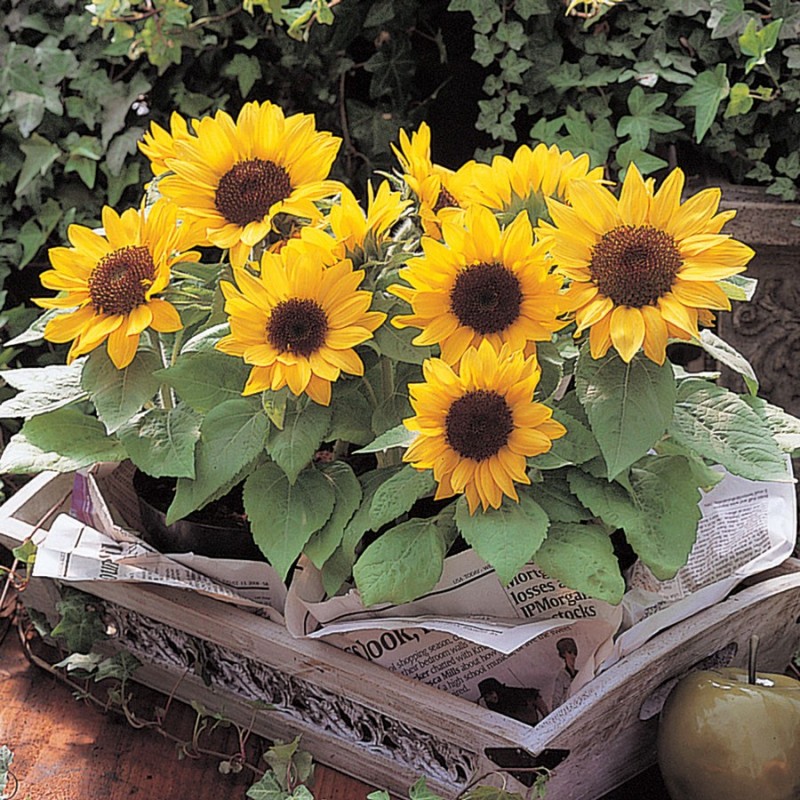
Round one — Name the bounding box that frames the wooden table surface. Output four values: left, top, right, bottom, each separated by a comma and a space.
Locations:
0, 613, 671, 800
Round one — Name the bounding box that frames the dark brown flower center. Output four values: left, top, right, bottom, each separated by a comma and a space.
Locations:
433, 186, 459, 214
450, 262, 523, 334
445, 389, 514, 462
267, 298, 328, 357
590, 225, 682, 307
88, 246, 155, 315
215, 158, 293, 227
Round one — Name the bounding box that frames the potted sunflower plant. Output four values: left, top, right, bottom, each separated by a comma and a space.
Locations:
0, 99, 795, 613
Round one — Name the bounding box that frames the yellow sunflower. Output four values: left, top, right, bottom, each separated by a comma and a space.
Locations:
138, 111, 195, 176
159, 100, 343, 268
391, 122, 476, 238
327, 180, 410, 258
35, 200, 200, 369
216, 240, 386, 406
461, 141, 607, 227
540, 164, 755, 364
390, 205, 567, 365
404, 340, 566, 513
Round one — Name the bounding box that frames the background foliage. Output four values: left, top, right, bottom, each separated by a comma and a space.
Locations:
2, 0, 798, 372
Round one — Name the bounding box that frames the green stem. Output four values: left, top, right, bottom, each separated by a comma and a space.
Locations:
748, 634, 760, 685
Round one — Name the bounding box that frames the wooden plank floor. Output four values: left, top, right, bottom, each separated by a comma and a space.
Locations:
0, 614, 671, 800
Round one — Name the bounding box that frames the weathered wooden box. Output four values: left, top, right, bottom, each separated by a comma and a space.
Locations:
1, 471, 799, 800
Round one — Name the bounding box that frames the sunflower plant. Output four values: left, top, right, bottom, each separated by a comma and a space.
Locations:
1, 101, 797, 610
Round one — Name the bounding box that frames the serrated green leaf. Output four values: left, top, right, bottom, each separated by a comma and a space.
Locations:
575, 348, 675, 479
354, 423, 416, 453
167, 398, 268, 522
157, 351, 249, 413
353, 517, 446, 607
369, 464, 435, 528
326, 388, 373, 445
741, 396, 800, 455
0, 362, 87, 419
455, 492, 549, 585
82, 347, 161, 433
668, 382, 791, 482
5, 408, 125, 473
118, 405, 201, 478
697, 329, 757, 395
267, 401, 332, 484
528, 471, 593, 523
372, 320, 431, 364
304, 460, 362, 569
245, 462, 335, 579
527, 408, 600, 470
674, 64, 729, 143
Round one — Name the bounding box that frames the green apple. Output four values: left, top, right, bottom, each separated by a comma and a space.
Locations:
657, 643, 800, 800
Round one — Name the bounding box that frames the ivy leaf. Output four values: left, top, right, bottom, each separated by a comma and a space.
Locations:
167, 398, 268, 523
222, 53, 261, 97
157, 352, 249, 413
246, 771, 285, 800
616, 86, 683, 149
674, 64, 729, 143
0, 361, 87, 419
304, 460, 362, 569
575, 347, 675, 479
738, 17, 783, 74
353, 517, 446, 607
118, 405, 202, 479
244, 462, 335, 579
725, 82, 754, 117
16, 133, 62, 196
267, 401, 332, 484
409, 777, 447, 800
94, 651, 142, 683
455, 492, 549, 585
82, 347, 161, 434
668, 380, 791, 482
4, 408, 125, 473
568, 455, 703, 580
51, 589, 107, 654
369, 464, 435, 528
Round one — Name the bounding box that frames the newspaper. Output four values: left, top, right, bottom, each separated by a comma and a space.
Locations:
606, 465, 797, 665
286, 551, 624, 716
32, 465, 287, 617
285, 465, 796, 720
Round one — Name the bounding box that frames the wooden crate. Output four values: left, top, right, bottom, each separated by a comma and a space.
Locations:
1, 471, 799, 800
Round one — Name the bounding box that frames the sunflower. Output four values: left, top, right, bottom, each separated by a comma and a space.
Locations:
390, 205, 567, 365
404, 341, 566, 513
391, 122, 476, 238
35, 200, 200, 369
138, 111, 195, 176
216, 240, 386, 406
159, 101, 343, 268
461, 142, 607, 227
327, 180, 410, 258
540, 164, 755, 364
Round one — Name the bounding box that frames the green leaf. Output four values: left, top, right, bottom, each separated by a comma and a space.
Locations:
304, 461, 362, 569
740, 396, 800, 455
455, 492, 549, 585
739, 17, 783, 74
527, 408, 600, 470
82, 348, 161, 434
326, 388, 373, 445
7, 408, 125, 472
725, 82, 754, 117
12, 539, 37, 565
222, 53, 261, 97
463, 783, 526, 799
0, 362, 87, 419
157, 352, 249, 413
168, 398, 269, 523
616, 87, 683, 149
245, 462, 335, 579
353, 517, 446, 607
267, 401, 332, 484
369, 464, 435, 529
575, 348, 675, 479
696, 329, 758, 395
52, 589, 107, 654
16, 133, 62, 196
246, 772, 286, 800
674, 64, 729, 143
372, 321, 431, 364
568, 455, 703, 580
118, 405, 202, 479
528, 471, 593, 523
94, 651, 141, 683
668, 381, 791, 482
354, 423, 416, 453
409, 777, 446, 800
719, 274, 758, 302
